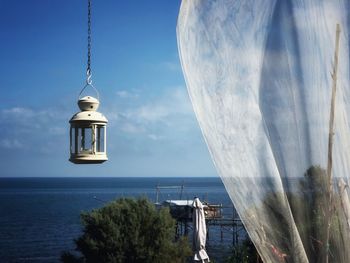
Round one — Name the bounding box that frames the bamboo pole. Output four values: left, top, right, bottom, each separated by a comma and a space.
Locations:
324, 23, 341, 263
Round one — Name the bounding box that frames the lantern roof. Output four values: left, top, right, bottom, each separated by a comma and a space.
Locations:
70, 111, 108, 123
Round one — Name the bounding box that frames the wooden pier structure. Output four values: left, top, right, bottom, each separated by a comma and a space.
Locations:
154, 184, 246, 246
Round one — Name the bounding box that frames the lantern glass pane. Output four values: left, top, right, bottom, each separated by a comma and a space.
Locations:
70, 127, 76, 153
82, 127, 93, 152
97, 126, 105, 152
77, 128, 83, 152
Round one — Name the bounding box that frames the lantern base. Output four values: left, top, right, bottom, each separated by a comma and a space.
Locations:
69, 153, 108, 164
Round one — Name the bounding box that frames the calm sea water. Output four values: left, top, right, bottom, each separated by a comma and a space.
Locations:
0, 177, 233, 263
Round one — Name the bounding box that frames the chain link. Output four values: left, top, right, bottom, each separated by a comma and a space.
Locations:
86, 0, 92, 83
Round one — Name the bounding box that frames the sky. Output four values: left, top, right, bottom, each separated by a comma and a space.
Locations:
0, 0, 217, 177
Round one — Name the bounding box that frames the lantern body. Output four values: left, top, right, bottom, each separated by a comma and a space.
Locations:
69, 96, 108, 164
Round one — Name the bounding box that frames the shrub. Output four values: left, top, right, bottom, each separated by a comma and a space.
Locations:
61, 197, 191, 263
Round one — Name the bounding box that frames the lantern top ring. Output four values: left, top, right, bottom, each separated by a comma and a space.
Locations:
79, 82, 100, 101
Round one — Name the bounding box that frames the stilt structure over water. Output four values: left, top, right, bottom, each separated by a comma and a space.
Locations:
154, 183, 246, 246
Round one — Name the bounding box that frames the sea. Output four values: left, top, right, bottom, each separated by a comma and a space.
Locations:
0, 177, 237, 263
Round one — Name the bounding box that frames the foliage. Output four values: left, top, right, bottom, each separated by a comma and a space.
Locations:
293, 165, 350, 262
225, 239, 261, 263
248, 165, 350, 262
296, 165, 330, 260
61, 197, 191, 263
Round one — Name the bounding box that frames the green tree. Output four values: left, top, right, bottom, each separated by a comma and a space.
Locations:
61, 197, 191, 263
225, 239, 261, 263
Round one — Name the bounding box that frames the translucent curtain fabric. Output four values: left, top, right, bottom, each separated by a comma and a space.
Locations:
177, 1, 350, 262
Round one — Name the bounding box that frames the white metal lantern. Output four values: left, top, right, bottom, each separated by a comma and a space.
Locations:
69, 94, 108, 164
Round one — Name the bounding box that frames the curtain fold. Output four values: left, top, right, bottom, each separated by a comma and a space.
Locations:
177, 1, 350, 262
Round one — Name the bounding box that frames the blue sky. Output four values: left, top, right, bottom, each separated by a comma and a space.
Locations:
0, 0, 217, 177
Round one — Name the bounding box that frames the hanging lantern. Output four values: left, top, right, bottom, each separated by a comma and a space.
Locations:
69, 89, 108, 164
69, 0, 108, 164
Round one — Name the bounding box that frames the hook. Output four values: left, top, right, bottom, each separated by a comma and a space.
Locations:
86, 69, 92, 85
78, 69, 100, 101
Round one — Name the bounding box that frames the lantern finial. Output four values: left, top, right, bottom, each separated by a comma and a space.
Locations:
78, 96, 99, 111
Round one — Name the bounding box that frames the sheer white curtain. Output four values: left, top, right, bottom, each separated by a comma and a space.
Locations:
177, 1, 350, 262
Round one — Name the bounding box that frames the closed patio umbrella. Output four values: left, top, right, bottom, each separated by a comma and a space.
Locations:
193, 197, 210, 262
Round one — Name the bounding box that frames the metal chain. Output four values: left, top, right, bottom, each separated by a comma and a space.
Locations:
86, 0, 92, 84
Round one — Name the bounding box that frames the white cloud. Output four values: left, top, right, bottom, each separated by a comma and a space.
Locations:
147, 134, 163, 141
0, 86, 198, 157
0, 139, 23, 149
162, 61, 182, 72
120, 123, 145, 134
109, 86, 196, 140
48, 127, 66, 135
0, 106, 68, 154
1, 107, 65, 125
116, 90, 139, 99
1, 107, 35, 119
128, 87, 193, 123
134, 104, 169, 122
